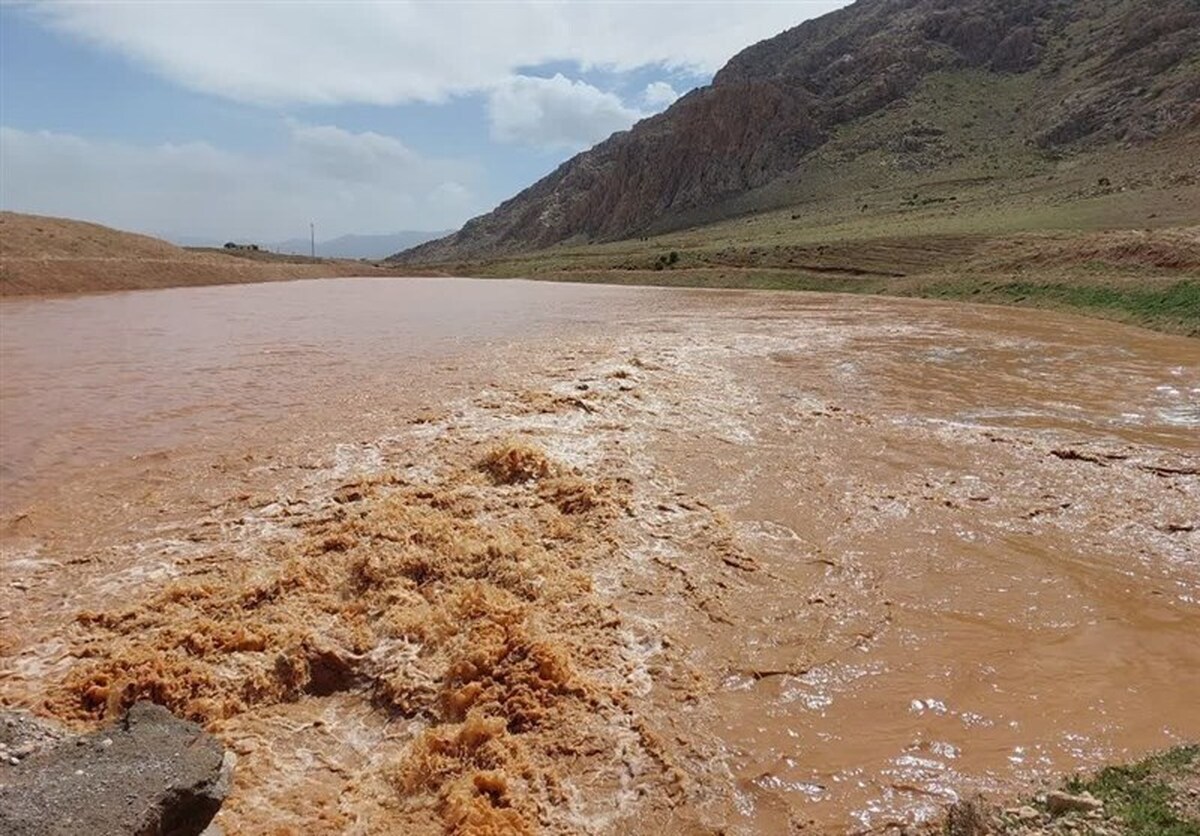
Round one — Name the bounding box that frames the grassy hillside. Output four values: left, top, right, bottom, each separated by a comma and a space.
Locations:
395, 0, 1199, 262
409, 129, 1200, 335
388, 0, 1198, 335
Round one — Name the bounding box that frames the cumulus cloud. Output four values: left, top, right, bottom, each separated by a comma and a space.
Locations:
487, 74, 647, 150
0, 123, 482, 239
642, 81, 681, 110
19, 1, 847, 105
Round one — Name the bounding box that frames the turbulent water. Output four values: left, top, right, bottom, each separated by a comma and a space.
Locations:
1, 277, 1197, 834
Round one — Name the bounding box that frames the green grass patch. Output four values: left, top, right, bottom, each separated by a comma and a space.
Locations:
484, 266, 1199, 336
910, 279, 1200, 335
1064, 745, 1200, 836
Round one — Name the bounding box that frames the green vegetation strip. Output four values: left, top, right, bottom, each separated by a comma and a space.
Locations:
476, 267, 1200, 337
920, 280, 1200, 333
1065, 745, 1200, 836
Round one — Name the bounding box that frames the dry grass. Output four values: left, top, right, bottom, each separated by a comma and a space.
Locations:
972, 227, 1200, 272
0, 211, 384, 296
0, 211, 188, 261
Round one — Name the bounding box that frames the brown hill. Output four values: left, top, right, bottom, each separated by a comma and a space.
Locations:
0, 212, 381, 296
394, 0, 1200, 263
0, 212, 190, 261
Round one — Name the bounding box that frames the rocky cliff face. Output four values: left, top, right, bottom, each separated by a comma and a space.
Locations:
394, 0, 1199, 262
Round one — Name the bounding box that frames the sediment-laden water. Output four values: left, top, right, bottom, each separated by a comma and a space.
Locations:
1, 277, 1197, 833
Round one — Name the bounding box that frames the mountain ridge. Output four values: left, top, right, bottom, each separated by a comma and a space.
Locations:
392, 0, 1199, 263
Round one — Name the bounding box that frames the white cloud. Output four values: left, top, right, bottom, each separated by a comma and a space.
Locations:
0, 124, 483, 239
488, 74, 647, 150
642, 81, 681, 110
19, 1, 849, 105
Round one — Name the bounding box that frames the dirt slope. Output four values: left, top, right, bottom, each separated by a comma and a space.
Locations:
0, 212, 382, 296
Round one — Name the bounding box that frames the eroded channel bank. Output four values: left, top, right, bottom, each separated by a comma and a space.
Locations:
2, 278, 1198, 832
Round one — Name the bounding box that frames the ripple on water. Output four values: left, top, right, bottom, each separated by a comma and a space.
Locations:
1157, 403, 1200, 427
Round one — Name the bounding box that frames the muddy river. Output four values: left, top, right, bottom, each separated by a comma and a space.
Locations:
1, 277, 1197, 834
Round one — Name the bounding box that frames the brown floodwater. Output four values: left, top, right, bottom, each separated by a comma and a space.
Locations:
1, 277, 1197, 833
0, 277, 656, 511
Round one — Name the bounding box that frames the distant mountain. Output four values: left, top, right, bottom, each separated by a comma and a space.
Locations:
273, 231, 450, 260
393, 0, 1199, 263
169, 230, 448, 259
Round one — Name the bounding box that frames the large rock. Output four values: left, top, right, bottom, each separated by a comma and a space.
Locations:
0, 702, 233, 836
1045, 789, 1104, 816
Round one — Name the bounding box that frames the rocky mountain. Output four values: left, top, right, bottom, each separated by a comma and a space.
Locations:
393, 0, 1199, 263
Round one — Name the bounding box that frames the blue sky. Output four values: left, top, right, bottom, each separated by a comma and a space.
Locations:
0, 1, 845, 241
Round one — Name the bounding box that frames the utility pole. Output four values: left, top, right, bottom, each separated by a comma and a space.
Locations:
310, 222, 315, 258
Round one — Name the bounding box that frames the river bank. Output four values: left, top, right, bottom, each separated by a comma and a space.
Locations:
5, 212, 1197, 336
415, 228, 1200, 338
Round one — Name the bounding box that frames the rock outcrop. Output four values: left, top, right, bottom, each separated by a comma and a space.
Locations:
393, 0, 1200, 263
0, 703, 233, 836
